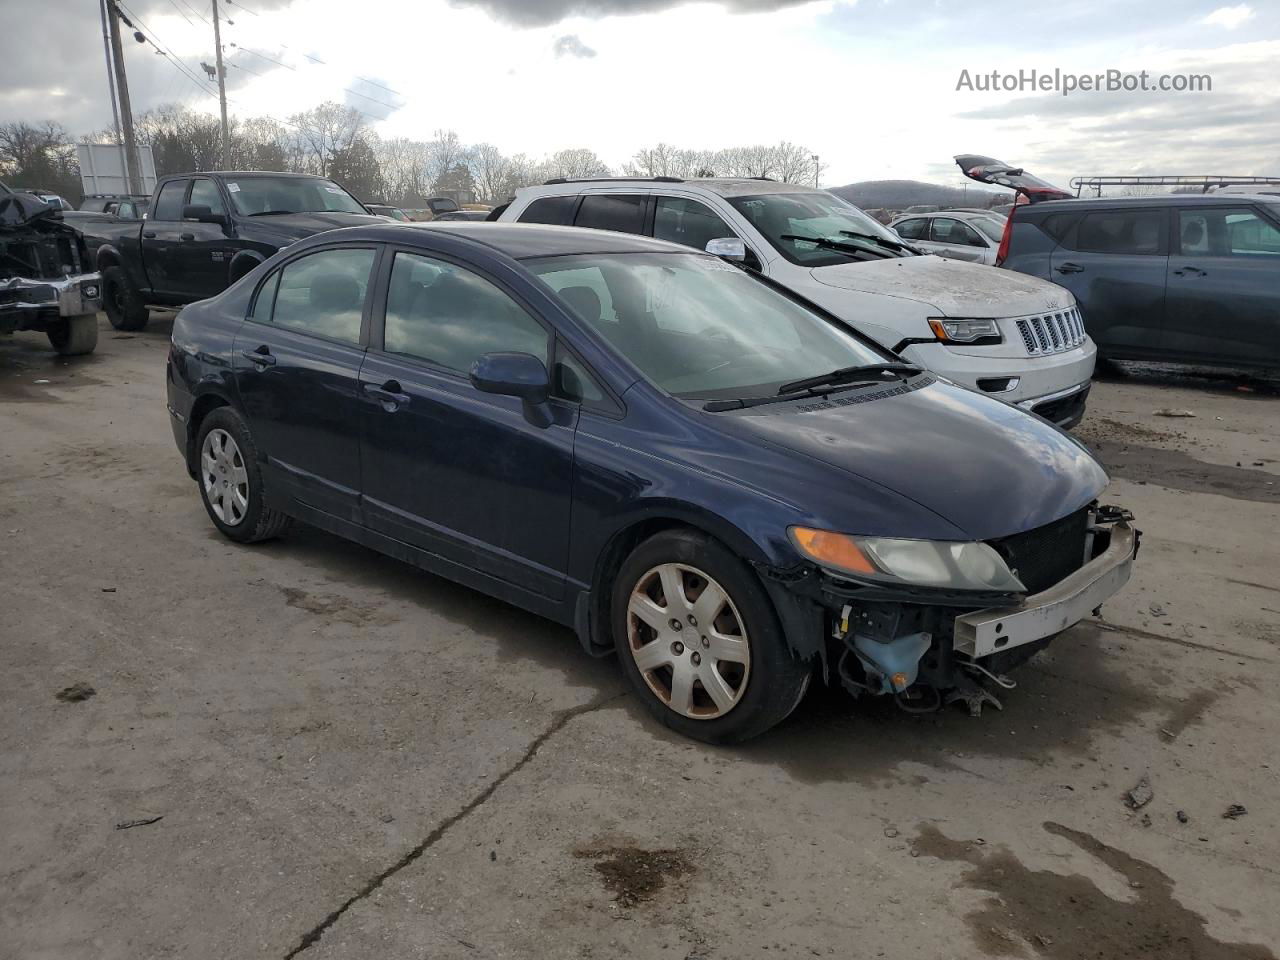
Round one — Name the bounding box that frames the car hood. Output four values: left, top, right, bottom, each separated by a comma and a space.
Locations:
721, 377, 1107, 541
808, 254, 1071, 318
243, 211, 386, 243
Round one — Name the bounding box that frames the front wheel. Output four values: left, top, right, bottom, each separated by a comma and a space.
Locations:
195, 407, 292, 543
101, 265, 149, 331
47, 314, 98, 355
612, 529, 810, 743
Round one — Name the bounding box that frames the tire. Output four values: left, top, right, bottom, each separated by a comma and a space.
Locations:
611, 529, 810, 744
47, 313, 98, 356
101, 265, 149, 331
194, 407, 292, 543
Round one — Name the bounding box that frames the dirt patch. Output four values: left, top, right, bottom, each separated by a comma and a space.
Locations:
574, 845, 695, 907
911, 821, 1275, 959
1158, 686, 1224, 741
1082, 440, 1279, 503
278, 586, 399, 626
1075, 416, 1186, 448
55, 681, 96, 702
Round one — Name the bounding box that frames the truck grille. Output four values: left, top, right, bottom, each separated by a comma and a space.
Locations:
1014, 307, 1087, 356
988, 507, 1089, 594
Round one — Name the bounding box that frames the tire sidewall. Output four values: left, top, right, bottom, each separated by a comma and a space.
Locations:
102, 266, 147, 331
611, 529, 808, 743
195, 407, 270, 542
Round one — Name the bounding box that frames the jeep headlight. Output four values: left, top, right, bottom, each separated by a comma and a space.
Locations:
789, 527, 1025, 592
927, 318, 1002, 344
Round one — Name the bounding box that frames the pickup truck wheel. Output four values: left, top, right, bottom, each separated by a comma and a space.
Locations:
47, 314, 99, 356
102, 266, 149, 331
612, 529, 810, 744
195, 407, 292, 543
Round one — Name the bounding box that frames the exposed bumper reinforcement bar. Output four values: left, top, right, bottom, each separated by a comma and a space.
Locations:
953, 521, 1137, 658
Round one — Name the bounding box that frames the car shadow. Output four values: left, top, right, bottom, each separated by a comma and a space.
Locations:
1094, 358, 1279, 398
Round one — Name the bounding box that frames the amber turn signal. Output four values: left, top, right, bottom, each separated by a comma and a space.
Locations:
789, 527, 878, 576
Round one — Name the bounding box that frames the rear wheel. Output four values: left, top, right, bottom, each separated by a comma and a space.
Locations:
102, 265, 149, 331
612, 529, 810, 743
47, 314, 98, 355
195, 407, 292, 543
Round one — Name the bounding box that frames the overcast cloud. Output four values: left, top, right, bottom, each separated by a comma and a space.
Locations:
3, 0, 1278, 187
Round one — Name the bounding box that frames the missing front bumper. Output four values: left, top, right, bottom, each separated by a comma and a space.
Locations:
953, 521, 1137, 658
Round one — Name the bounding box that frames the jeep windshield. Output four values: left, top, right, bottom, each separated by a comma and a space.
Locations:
225, 176, 368, 216
527, 251, 893, 402
728, 192, 916, 268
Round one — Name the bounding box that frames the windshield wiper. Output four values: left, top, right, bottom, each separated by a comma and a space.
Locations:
247, 209, 296, 216
776, 362, 923, 396
778, 234, 891, 260
838, 230, 917, 255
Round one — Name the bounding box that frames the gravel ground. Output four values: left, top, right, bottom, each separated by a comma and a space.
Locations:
2, 317, 1277, 960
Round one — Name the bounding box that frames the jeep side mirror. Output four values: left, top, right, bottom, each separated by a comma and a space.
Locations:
705, 237, 746, 261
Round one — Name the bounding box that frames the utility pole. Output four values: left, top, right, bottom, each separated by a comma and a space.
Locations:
812, 154, 820, 188
211, 0, 231, 167
105, 0, 141, 194
98, 0, 123, 148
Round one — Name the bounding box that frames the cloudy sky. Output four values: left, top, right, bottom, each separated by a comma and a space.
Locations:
3, 0, 1278, 187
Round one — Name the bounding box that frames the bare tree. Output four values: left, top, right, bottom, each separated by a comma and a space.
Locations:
425, 129, 464, 193
546, 148, 611, 179
287, 102, 367, 176
467, 142, 512, 204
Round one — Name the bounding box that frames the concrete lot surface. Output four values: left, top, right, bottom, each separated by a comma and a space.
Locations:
2, 317, 1277, 959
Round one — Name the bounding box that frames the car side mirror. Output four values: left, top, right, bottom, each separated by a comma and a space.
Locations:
470, 352, 550, 406
705, 237, 746, 261
183, 203, 228, 226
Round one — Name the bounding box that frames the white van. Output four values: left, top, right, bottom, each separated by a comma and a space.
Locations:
497, 178, 1096, 426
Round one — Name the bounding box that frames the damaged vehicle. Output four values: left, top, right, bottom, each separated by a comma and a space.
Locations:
167, 223, 1138, 743
1, 182, 101, 355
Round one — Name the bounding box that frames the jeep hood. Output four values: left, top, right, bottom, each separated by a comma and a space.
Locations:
723, 377, 1107, 541
808, 255, 1072, 318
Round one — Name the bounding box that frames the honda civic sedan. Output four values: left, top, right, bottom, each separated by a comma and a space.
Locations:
166, 222, 1138, 743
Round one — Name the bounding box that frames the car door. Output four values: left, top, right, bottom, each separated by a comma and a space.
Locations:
892, 217, 929, 248
232, 244, 377, 524
142, 179, 189, 297
174, 177, 236, 301
359, 248, 577, 599
1164, 205, 1280, 366
927, 217, 990, 262
651, 195, 764, 269
1049, 207, 1168, 358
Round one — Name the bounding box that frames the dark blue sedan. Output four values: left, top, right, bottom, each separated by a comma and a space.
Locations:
166, 222, 1138, 742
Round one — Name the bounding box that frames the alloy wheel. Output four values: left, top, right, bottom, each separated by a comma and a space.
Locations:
201, 428, 249, 526
626, 563, 751, 719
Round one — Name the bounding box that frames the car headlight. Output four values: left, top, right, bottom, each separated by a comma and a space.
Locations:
928, 318, 1002, 344
789, 526, 1025, 592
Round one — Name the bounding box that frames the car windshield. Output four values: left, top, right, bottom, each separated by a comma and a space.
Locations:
527, 252, 891, 401
970, 217, 1005, 242
728, 191, 914, 267
224, 176, 367, 216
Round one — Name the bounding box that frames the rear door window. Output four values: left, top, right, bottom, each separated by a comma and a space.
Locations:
1179, 208, 1280, 256
575, 194, 645, 234
518, 195, 578, 226
931, 217, 983, 246
1073, 210, 1165, 255
152, 180, 188, 221
269, 247, 375, 344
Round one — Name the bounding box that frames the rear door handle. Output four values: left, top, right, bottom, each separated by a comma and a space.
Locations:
180, 232, 195, 241
1173, 266, 1206, 277
240, 347, 276, 367
1056, 262, 1084, 274
364, 380, 410, 409
143, 231, 156, 238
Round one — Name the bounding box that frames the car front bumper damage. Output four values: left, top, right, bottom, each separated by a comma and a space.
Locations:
759, 506, 1139, 713
0, 273, 102, 332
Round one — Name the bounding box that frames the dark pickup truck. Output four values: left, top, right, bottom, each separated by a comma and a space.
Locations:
83, 171, 383, 330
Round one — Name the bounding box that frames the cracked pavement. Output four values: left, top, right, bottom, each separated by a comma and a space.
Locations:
2, 319, 1277, 959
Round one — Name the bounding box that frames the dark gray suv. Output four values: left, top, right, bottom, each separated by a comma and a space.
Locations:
1000, 195, 1280, 370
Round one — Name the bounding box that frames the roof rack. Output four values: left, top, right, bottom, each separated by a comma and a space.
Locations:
542, 175, 685, 185
1070, 174, 1280, 197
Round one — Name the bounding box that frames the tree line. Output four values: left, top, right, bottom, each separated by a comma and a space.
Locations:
1, 103, 823, 207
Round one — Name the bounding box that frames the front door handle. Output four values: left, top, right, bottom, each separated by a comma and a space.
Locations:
1173, 266, 1207, 277
180, 232, 195, 241
364, 380, 411, 409
240, 346, 276, 367
143, 231, 156, 238
1056, 262, 1084, 274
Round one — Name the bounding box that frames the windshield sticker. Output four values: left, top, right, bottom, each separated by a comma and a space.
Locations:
227, 183, 241, 192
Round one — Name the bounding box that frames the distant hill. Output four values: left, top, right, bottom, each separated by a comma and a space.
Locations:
829, 179, 1007, 211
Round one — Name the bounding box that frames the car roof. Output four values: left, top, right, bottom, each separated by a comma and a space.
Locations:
518, 178, 824, 201
319, 221, 697, 259
1025, 193, 1280, 211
